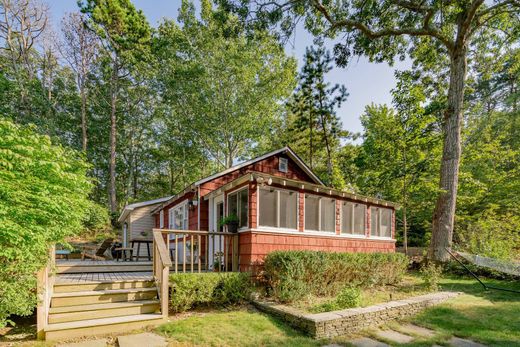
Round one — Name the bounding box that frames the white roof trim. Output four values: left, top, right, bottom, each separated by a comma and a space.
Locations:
117, 196, 173, 223
194, 146, 324, 186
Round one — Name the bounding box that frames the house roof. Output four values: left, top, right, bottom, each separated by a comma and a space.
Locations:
150, 146, 324, 214
194, 147, 324, 186
203, 171, 400, 208
117, 196, 173, 223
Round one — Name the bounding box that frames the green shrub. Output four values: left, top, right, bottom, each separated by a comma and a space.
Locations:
83, 202, 111, 232
456, 212, 520, 261
169, 272, 252, 312
0, 119, 92, 327
420, 262, 443, 291
263, 251, 408, 303
311, 286, 361, 313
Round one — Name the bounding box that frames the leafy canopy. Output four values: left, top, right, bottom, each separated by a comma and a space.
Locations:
0, 118, 92, 327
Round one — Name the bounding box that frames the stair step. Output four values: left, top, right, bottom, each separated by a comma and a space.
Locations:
54, 279, 155, 293
45, 314, 165, 340
51, 287, 158, 307
56, 262, 152, 274
48, 300, 160, 323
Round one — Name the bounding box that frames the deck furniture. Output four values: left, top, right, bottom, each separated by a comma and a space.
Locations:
55, 249, 71, 260
81, 238, 114, 261
114, 247, 134, 261
130, 238, 152, 261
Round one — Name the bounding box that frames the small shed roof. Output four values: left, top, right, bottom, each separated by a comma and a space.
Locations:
117, 196, 173, 223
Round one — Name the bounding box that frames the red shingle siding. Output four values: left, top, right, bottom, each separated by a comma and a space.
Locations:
238, 231, 395, 271
199, 154, 316, 198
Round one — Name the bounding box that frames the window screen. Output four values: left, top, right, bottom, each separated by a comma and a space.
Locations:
280, 190, 297, 229
341, 202, 353, 234
371, 207, 378, 236
353, 204, 366, 235
380, 208, 392, 238
305, 195, 320, 231
259, 188, 277, 227
228, 188, 248, 229
321, 199, 336, 232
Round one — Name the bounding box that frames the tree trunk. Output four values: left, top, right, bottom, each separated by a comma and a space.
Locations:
429, 47, 467, 262
108, 60, 118, 214
80, 84, 88, 152
402, 147, 408, 256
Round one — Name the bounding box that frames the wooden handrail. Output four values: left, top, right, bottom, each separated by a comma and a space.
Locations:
154, 228, 240, 273
36, 244, 55, 340
153, 230, 172, 267
153, 228, 235, 236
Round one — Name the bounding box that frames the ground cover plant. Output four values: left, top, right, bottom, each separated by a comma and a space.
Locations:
169, 272, 252, 312
263, 251, 408, 303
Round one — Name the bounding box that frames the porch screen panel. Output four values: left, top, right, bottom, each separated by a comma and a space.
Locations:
370, 207, 379, 236
353, 204, 366, 235
228, 188, 248, 229
239, 189, 248, 228
380, 208, 392, 238
259, 188, 277, 227
321, 199, 336, 232
280, 190, 297, 229
341, 202, 353, 234
305, 195, 319, 231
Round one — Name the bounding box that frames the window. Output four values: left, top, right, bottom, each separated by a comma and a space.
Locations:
259, 188, 297, 229
228, 188, 248, 229
304, 194, 336, 232
305, 195, 320, 231
353, 204, 366, 235
321, 198, 336, 232
169, 202, 188, 230
370, 207, 392, 238
159, 210, 164, 229
279, 157, 288, 173
341, 202, 366, 235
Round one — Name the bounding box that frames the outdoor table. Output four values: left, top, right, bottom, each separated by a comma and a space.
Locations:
130, 238, 153, 261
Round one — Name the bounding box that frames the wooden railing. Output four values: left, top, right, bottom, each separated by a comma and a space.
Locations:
152, 229, 240, 273
153, 230, 172, 319
36, 244, 55, 340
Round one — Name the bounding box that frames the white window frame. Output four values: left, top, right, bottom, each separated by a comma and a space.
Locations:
304, 194, 336, 233
226, 187, 249, 230
159, 210, 164, 229
258, 186, 299, 231
340, 201, 366, 236
168, 200, 188, 231
279, 157, 288, 173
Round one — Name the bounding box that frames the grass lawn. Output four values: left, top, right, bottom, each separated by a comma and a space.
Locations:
156, 307, 321, 347
408, 276, 520, 347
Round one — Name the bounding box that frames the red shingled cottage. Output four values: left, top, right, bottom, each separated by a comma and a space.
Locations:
147, 147, 398, 272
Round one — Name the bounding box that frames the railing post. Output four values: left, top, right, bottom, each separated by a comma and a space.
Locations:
162, 265, 169, 319
232, 234, 239, 272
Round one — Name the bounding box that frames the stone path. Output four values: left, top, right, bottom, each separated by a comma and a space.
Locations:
375, 329, 414, 344
449, 337, 488, 347
350, 337, 389, 347
117, 332, 167, 347
347, 323, 488, 347
56, 339, 108, 347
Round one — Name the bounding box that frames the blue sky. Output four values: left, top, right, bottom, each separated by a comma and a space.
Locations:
48, 0, 410, 135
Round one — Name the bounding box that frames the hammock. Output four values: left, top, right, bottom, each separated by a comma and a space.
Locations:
446, 248, 520, 294
456, 251, 520, 277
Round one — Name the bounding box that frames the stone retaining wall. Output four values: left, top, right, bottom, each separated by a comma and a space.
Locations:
253, 291, 460, 339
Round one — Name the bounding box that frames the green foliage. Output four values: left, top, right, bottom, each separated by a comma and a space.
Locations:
169, 272, 252, 313
283, 42, 349, 188
456, 212, 520, 261
263, 251, 408, 303
83, 201, 111, 232
420, 263, 443, 291
0, 118, 91, 327
154, 0, 296, 169
311, 286, 361, 313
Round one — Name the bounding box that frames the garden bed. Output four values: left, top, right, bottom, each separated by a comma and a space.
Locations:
253, 291, 461, 339
290, 274, 433, 313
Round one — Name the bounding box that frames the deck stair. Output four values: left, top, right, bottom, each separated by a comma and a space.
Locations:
43, 261, 165, 340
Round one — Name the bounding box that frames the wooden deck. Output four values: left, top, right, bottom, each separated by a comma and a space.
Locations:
55, 271, 153, 284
